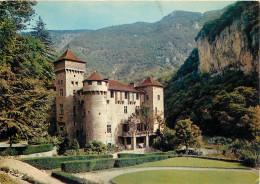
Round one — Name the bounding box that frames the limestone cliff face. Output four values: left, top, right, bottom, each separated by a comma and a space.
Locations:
197, 4, 259, 75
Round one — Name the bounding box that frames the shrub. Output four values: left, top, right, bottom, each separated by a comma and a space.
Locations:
52, 171, 95, 184
22, 155, 113, 170
114, 158, 137, 167
71, 139, 80, 150
22, 144, 54, 155
0, 166, 10, 172
135, 157, 148, 165
61, 159, 115, 173
85, 141, 107, 155
0, 144, 53, 156
117, 153, 145, 158
21, 174, 44, 184
64, 149, 86, 156
0, 148, 19, 156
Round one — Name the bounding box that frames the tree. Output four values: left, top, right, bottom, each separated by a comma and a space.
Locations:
0, 1, 55, 147
0, 68, 54, 147
174, 119, 201, 152
211, 86, 258, 138
152, 127, 178, 151
139, 105, 151, 131
32, 16, 53, 52
155, 111, 165, 132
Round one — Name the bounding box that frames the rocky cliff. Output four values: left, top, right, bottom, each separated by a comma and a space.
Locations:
196, 2, 259, 75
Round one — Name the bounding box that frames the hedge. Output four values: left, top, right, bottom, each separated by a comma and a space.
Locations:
117, 153, 145, 158
23, 155, 113, 170
181, 155, 242, 163
114, 158, 137, 167
115, 155, 171, 167
61, 159, 115, 173
0, 144, 53, 156
52, 171, 96, 184
117, 151, 177, 158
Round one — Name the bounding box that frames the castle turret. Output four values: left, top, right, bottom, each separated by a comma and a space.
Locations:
54, 49, 86, 138
82, 72, 108, 144
135, 77, 164, 131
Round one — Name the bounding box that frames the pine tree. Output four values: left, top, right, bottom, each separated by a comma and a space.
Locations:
32, 16, 53, 52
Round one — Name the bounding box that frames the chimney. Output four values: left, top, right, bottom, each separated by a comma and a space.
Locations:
129, 82, 135, 88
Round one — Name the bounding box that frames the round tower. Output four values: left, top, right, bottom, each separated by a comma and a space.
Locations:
83, 72, 108, 144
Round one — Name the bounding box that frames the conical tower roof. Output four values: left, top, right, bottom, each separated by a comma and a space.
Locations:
136, 76, 163, 88
54, 49, 86, 63
85, 72, 103, 81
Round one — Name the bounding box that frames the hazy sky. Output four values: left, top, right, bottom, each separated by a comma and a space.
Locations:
31, 1, 234, 31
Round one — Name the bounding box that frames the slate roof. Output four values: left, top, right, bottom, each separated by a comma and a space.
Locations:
54, 49, 86, 63
108, 80, 138, 92
136, 76, 163, 88
84, 72, 104, 81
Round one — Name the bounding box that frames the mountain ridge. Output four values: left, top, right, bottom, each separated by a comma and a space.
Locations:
48, 9, 225, 83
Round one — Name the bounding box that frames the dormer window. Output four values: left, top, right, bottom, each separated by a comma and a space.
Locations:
88, 81, 92, 85
97, 81, 102, 85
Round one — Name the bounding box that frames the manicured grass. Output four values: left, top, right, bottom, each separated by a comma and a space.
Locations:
112, 170, 259, 184
134, 157, 248, 169
0, 173, 19, 184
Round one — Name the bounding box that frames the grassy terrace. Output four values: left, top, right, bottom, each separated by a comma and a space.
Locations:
112, 170, 259, 184
133, 157, 249, 169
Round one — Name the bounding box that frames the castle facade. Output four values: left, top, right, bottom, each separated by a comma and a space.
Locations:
53, 49, 164, 149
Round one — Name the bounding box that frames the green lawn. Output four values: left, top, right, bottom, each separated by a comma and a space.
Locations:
112, 170, 259, 184
133, 157, 249, 169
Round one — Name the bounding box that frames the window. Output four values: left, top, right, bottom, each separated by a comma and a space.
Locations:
126, 137, 131, 145
58, 81, 60, 85
124, 106, 127, 114
137, 123, 143, 131
75, 82, 78, 85
73, 106, 76, 116
88, 81, 92, 85
60, 89, 63, 96
83, 108, 85, 117
71, 81, 74, 85
123, 124, 129, 132
110, 91, 114, 98
125, 92, 128, 99
97, 81, 102, 85
61, 80, 63, 84
107, 125, 111, 133
146, 95, 149, 100
136, 93, 139, 100
60, 104, 64, 115
158, 95, 160, 100
155, 107, 157, 115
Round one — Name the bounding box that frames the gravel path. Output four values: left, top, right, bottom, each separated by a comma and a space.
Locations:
75, 167, 258, 184
0, 159, 65, 184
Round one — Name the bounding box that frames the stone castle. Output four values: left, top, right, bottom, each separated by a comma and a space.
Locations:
52, 49, 164, 149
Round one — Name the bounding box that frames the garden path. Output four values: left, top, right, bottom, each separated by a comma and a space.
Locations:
0, 159, 65, 184
75, 166, 258, 184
